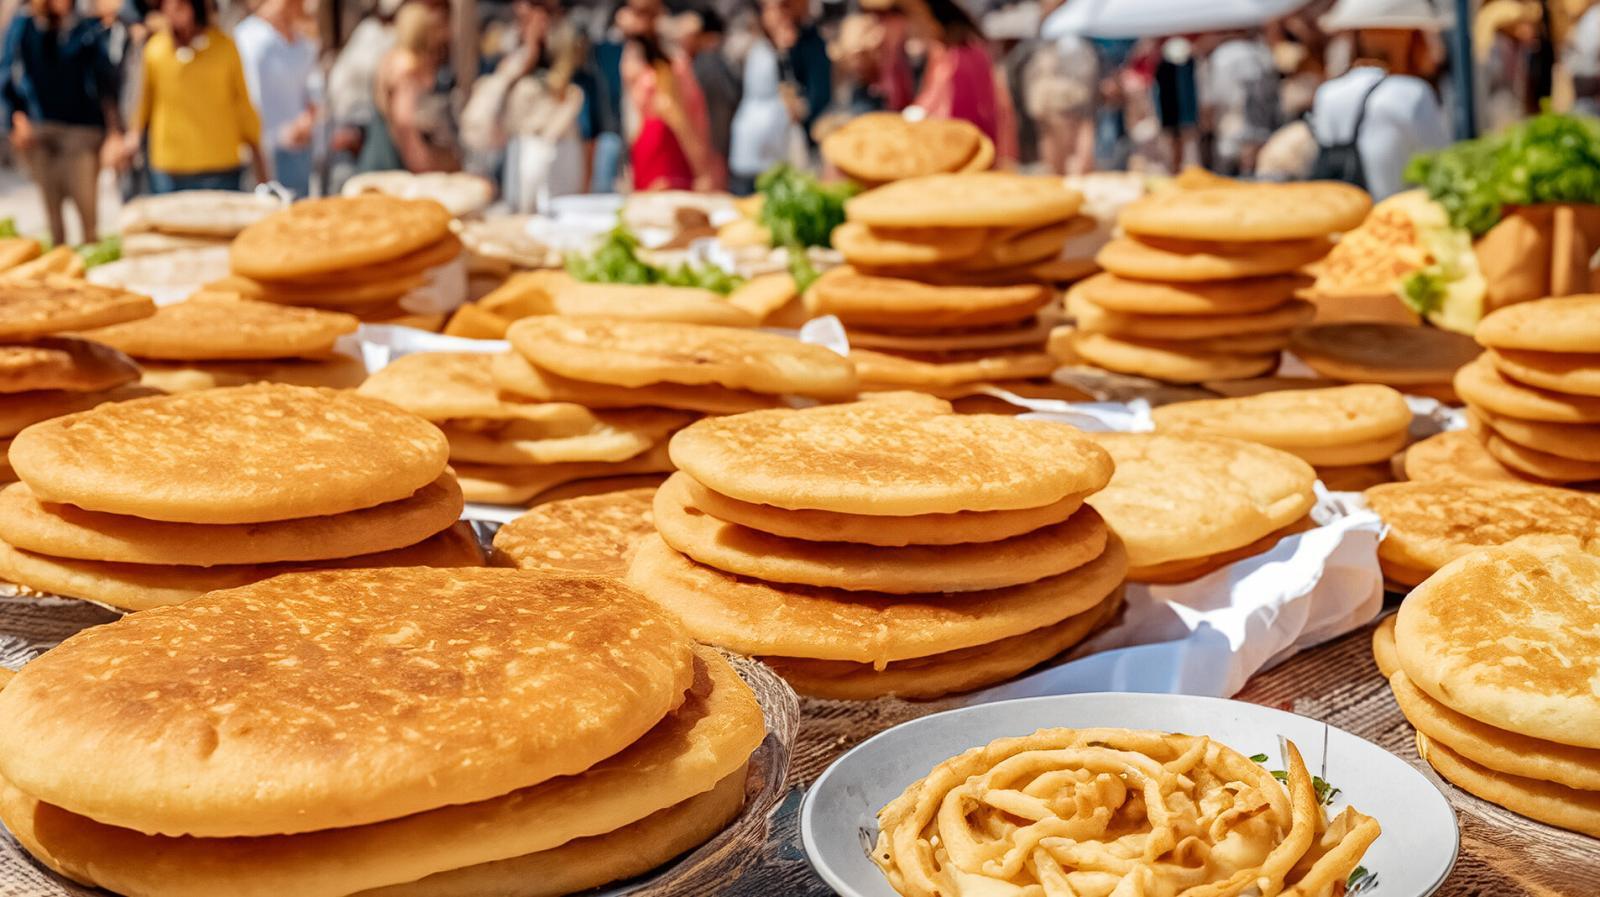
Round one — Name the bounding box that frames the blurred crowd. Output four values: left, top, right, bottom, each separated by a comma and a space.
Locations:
0, 0, 1593, 245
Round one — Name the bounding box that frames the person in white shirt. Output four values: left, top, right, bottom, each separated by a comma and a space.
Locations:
234, 0, 319, 196
1310, 0, 1452, 200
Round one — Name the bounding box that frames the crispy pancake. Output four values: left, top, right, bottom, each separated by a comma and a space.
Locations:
80, 295, 358, 360
358, 352, 598, 427
1366, 481, 1600, 579
454, 442, 674, 505
0, 568, 697, 837
1475, 295, 1600, 354
230, 195, 453, 280
0, 337, 140, 394
809, 266, 1050, 330
0, 277, 154, 339
493, 351, 782, 414
1153, 385, 1411, 450
668, 401, 1113, 516
1291, 322, 1482, 386
1455, 354, 1600, 423
492, 487, 657, 577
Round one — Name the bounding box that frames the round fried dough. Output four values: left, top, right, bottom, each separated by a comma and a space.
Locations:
845, 316, 1056, 353
230, 195, 454, 280
207, 272, 423, 309
655, 474, 1108, 593
0, 277, 155, 339
357, 352, 594, 426
1372, 614, 1400, 676
849, 348, 1057, 388
1291, 322, 1482, 386
1127, 515, 1315, 583
1069, 332, 1279, 383
8, 384, 450, 523
950, 218, 1091, 273
441, 408, 688, 465
1397, 540, 1600, 749
0, 384, 161, 437
1391, 671, 1600, 792
1474, 408, 1600, 462
831, 222, 988, 267
0, 522, 485, 609
507, 317, 858, 398
492, 351, 781, 414
765, 589, 1122, 700
1096, 235, 1332, 281
492, 487, 656, 577
678, 473, 1083, 546
1119, 181, 1371, 242
626, 532, 1127, 666
669, 402, 1113, 515
1153, 384, 1411, 449
823, 114, 982, 183
119, 189, 281, 237
0, 475, 463, 565
1475, 295, 1600, 353
1402, 430, 1524, 484
549, 282, 758, 327
809, 267, 1050, 330
80, 295, 359, 360
845, 173, 1082, 229
1416, 734, 1600, 837
1488, 348, 1600, 397
1480, 429, 1600, 483
135, 355, 368, 392
0, 337, 139, 393
1455, 354, 1600, 423
1085, 432, 1316, 567
1366, 481, 1600, 578
0, 647, 759, 897
0, 567, 695, 836
1070, 291, 1315, 339
454, 443, 674, 505
1124, 331, 1294, 355
1072, 271, 1301, 315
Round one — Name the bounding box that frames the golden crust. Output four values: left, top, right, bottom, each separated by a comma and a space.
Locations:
9, 384, 449, 524
0, 277, 155, 340
0, 337, 140, 394
493, 487, 657, 577
80, 295, 359, 360
0, 567, 698, 837
230, 195, 454, 280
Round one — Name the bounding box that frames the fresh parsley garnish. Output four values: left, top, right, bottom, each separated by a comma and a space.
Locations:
1249, 753, 1270, 764
566, 224, 742, 294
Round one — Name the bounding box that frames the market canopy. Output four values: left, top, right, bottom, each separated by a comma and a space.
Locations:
1042, 0, 1313, 39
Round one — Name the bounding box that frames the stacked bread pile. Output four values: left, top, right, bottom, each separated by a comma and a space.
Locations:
78, 292, 365, 392
1456, 296, 1600, 486
0, 567, 767, 896
220, 194, 463, 330
1374, 540, 1600, 836
1086, 432, 1317, 583
821, 113, 993, 184
0, 278, 156, 483
1290, 322, 1481, 403
1152, 384, 1412, 491
1364, 480, 1600, 588
0, 383, 482, 609
815, 173, 1086, 403
360, 352, 690, 506
617, 398, 1126, 700
1062, 181, 1369, 383
116, 189, 281, 257
494, 487, 657, 576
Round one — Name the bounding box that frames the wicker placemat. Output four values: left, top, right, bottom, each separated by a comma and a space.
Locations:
2, 596, 1595, 897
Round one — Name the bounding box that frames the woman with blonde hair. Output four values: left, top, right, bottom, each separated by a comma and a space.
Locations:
0, 0, 125, 242
362, 1, 459, 172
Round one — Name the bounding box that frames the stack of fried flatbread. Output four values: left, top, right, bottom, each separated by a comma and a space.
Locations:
1062, 180, 1369, 383
1457, 295, 1600, 486
1289, 322, 1480, 403
620, 397, 1127, 699
1375, 540, 1600, 837
0, 277, 156, 483
1151, 384, 1413, 491
821, 114, 994, 185
117, 189, 282, 257
1364, 480, 1600, 588
0, 383, 481, 608
0, 567, 767, 896
219, 194, 462, 330
79, 292, 364, 392
360, 352, 689, 506
817, 172, 1093, 407
1086, 432, 1318, 583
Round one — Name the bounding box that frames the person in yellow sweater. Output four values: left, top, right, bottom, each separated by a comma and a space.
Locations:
125, 0, 267, 191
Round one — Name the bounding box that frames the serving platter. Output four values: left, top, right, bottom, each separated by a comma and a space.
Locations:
802, 691, 1459, 897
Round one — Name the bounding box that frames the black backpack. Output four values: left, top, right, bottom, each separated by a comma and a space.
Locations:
1310, 74, 1388, 190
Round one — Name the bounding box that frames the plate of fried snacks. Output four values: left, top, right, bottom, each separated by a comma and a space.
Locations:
802, 693, 1457, 897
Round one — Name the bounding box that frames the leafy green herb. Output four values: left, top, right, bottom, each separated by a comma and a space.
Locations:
756, 163, 855, 250
76, 234, 122, 269
1249, 753, 1269, 764
1270, 769, 1288, 784
566, 225, 742, 294
1407, 111, 1600, 236
0, 217, 17, 239
1312, 775, 1340, 806
788, 250, 821, 294
1399, 269, 1446, 316
1347, 865, 1377, 894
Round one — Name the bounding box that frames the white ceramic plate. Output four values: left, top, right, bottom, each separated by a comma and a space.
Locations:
802, 692, 1458, 897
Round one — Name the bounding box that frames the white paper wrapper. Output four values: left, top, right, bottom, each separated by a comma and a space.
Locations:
969, 499, 1384, 703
